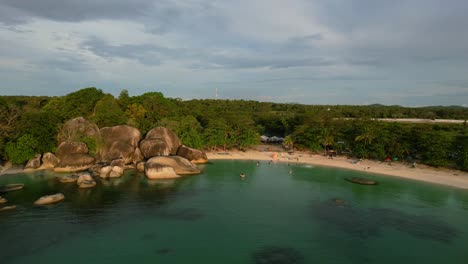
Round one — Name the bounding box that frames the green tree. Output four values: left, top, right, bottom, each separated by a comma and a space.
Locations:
5, 134, 40, 164
91, 94, 127, 127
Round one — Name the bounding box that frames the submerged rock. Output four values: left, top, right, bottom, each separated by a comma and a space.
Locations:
34, 193, 65, 205
78, 180, 96, 188
76, 173, 93, 185
252, 246, 305, 264
0, 205, 16, 212
59, 174, 79, 183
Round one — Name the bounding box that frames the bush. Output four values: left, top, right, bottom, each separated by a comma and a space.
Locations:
5, 134, 39, 164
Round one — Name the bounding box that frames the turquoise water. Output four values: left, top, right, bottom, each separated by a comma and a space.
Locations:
1, 160, 468, 264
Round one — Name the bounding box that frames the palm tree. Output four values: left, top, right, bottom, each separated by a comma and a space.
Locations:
318, 128, 335, 155
355, 127, 377, 145
283, 135, 294, 150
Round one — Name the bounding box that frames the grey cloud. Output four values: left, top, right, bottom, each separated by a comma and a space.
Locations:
0, 0, 154, 23
80, 37, 176, 65
42, 56, 92, 72
81, 36, 334, 69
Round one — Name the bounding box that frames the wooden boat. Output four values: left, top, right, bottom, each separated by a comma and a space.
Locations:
0, 205, 16, 212
345, 177, 378, 185
34, 193, 65, 205
0, 183, 25, 193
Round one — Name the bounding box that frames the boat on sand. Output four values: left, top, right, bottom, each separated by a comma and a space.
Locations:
34, 193, 65, 205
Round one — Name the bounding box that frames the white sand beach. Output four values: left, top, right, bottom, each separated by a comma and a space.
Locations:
207, 149, 468, 190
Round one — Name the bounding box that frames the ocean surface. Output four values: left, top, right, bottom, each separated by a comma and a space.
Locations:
1, 160, 468, 264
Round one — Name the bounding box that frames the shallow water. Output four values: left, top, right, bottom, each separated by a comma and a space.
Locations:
1, 160, 468, 264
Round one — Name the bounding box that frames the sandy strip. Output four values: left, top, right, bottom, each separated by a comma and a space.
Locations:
207, 150, 468, 190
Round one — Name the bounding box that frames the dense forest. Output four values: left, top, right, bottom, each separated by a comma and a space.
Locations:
1, 87, 467, 170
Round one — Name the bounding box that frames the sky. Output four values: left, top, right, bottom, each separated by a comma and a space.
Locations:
0, 0, 467, 106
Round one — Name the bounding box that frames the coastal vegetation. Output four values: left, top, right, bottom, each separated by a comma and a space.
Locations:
1, 87, 467, 170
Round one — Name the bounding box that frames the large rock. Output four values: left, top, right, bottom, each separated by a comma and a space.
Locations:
142, 127, 181, 157
132, 148, 144, 164
176, 145, 208, 164
56, 141, 89, 157
54, 153, 95, 172
25, 154, 42, 169
57, 117, 101, 143
98, 125, 142, 164
140, 139, 171, 158
145, 163, 179, 179
41, 152, 59, 169
146, 156, 201, 175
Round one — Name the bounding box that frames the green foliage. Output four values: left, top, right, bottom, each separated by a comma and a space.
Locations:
91, 94, 127, 127
1, 89, 467, 170
81, 136, 99, 157
419, 131, 454, 167
42, 87, 105, 120
159, 116, 203, 149
5, 134, 39, 164
16, 111, 61, 153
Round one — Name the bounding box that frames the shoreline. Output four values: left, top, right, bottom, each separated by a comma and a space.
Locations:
2, 150, 468, 190
206, 149, 468, 190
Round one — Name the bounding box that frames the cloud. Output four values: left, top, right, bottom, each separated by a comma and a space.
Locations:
0, 0, 467, 106
0, 0, 154, 24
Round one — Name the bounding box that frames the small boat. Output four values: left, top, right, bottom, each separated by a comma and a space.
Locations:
240, 173, 246, 178
0, 183, 25, 193
34, 193, 65, 205
0, 196, 7, 204
0, 205, 16, 212
345, 177, 378, 185
78, 180, 96, 189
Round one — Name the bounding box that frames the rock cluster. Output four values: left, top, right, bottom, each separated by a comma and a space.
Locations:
24, 117, 207, 180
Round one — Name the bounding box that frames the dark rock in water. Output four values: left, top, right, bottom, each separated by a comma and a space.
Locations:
345, 177, 378, 185
310, 200, 458, 243
369, 208, 458, 243
252, 246, 304, 264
